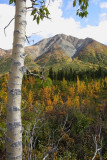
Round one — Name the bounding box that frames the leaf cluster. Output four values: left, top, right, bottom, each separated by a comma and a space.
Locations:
73, 0, 89, 18
9, 0, 16, 4
31, 5, 50, 24
29, 0, 50, 24
9, 0, 50, 24
9, 0, 89, 23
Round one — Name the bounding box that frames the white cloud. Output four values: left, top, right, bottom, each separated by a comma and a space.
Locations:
0, 0, 107, 50
100, 13, 107, 21
65, 0, 73, 11
0, 4, 15, 49
79, 20, 107, 44
100, 2, 107, 8
26, 0, 107, 45
26, 0, 32, 7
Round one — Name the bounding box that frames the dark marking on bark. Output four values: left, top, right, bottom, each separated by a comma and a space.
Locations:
20, 129, 22, 133
13, 52, 17, 55
7, 86, 9, 93
17, 15, 21, 18
8, 106, 20, 112
11, 58, 14, 62
6, 137, 12, 143
14, 44, 23, 48
9, 71, 12, 74
19, 20, 26, 25
22, 0, 26, 3
20, 53, 26, 59
19, 66, 26, 74
7, 122, 21, 130
11, 141, 22, 147
6, 153, 22, 160
14, 76, 20, 79
20, 9, 26, 13
6, 152, 12, 156
14, 30, 20, 34
13, 61, 21, 66
9, 89, 21, 96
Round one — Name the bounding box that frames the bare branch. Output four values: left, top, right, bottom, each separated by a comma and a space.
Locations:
92, 116, 103, 160
28, 66, 44, 69
25, 35, 35, 44
23, 110, 44, 160
42, 129, 70, 160
43, 115, 71, 160
26, 6, 33, 10
25, 54, 52, 81
4, 17, 15, 36
26, 68, 46, 81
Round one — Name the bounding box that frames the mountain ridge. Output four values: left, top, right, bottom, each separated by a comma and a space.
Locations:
0, 34, 106, 59
0, 34, 107, 74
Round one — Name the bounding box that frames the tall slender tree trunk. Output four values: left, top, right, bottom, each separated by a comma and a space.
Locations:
6, 0, 26, 159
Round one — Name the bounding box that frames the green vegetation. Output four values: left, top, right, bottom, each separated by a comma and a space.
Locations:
0, 71, 107, 159
0, 39, 107, 75
78, 52, 107, 66
0, 57, 11, 74
48, 66, 107, 81
0, 36, 107, 159
77, 40, 107, 67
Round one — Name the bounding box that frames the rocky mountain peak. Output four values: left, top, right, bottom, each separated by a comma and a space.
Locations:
0, 34, 107, 74
0, 33, 107, 66
32, 34, 85, 59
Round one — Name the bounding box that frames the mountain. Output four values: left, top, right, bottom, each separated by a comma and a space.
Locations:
73, 38, 107, 65
0, 34, 107, 74
33, 34, 107, 70
33, 34, 84, 58
0, 48, 12, 57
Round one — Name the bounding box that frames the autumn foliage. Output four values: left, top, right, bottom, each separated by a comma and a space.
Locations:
0, 72, 107, 159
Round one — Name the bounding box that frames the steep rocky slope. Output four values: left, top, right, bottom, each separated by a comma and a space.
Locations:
0, 34, 107, 74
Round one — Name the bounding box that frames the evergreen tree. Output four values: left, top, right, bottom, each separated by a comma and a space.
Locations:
49, 67, 54, 80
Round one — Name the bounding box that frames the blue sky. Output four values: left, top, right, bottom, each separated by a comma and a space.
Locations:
0, 0, 107, 49
61, 0, 106, 27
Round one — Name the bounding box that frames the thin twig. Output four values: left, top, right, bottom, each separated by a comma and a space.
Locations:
92, 116, 103, 160
4, 17, 15, 36
25, 35, 30, 44
26, 68, 46, 81
43, 115, 71, 160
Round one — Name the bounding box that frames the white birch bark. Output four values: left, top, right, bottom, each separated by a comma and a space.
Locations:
6, 0, 26, 159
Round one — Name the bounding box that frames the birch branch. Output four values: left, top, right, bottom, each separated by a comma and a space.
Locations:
4, 17, 15, 36
92, 116, 103, 160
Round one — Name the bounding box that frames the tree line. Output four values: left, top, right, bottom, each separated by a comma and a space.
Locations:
48, 67, 107, 81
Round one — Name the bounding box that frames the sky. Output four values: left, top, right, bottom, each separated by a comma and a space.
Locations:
0, 0, 107, 49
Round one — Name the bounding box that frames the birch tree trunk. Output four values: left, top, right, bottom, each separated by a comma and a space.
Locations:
6, 0, 26, 159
